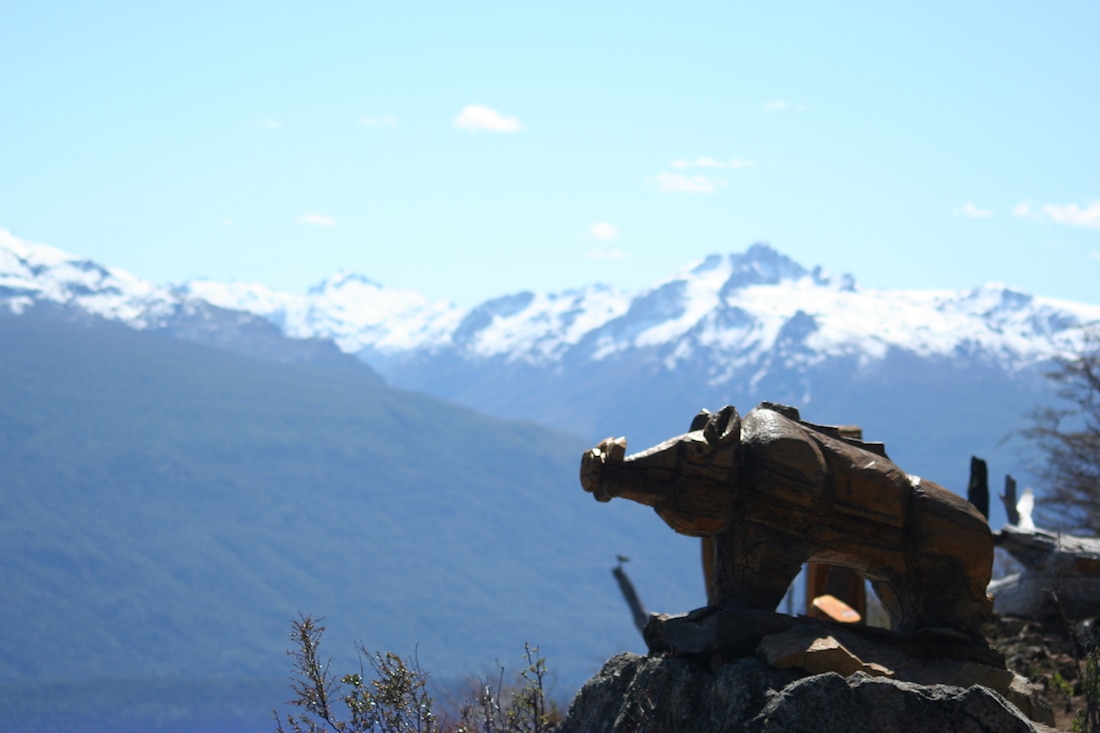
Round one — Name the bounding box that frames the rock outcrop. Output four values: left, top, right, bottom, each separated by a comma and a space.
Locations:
553, 653, 1047, 733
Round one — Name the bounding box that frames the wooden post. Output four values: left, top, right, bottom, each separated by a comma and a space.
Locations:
612, 561, 648, 637
1001, 475, 1019, 526
968, 456, 989, 520
806, 564, 866, 623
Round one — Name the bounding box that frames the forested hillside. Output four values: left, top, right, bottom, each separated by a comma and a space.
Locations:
0, 307, 700, 730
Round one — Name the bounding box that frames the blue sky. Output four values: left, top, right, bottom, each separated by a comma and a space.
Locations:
2, 1, 1098, 307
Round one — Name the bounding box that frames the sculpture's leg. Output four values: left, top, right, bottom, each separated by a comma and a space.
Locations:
869, 577, 911, 631
863, 492, 993, 634
711, 525, 806, 611
876, 558, 991, 634
907, 487, 995, 635
906, 554, 993, 635
867, 563, 959, 633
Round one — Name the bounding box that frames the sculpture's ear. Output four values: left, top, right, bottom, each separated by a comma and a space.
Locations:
689, 409, 712, 433
704, 405, 741, 447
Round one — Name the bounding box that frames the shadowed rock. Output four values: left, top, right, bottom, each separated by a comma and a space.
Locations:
552, 653, 1042, 733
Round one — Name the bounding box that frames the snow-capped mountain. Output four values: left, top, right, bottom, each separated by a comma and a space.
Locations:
184, 242, 1100, 378
180, 273, 634, 363
5, 228, 1098, 505
0, 229, 178, 326
0, 229, 367, 371
7, 228, 1096, 379
182, 271, 462, 354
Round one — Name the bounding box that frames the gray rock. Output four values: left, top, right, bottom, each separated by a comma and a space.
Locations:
553, 654, 1042, 733
752, 672, 1038, 733
754, 624, 1052, 725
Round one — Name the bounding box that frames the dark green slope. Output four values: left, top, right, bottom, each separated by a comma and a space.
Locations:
0, 311, 701, 699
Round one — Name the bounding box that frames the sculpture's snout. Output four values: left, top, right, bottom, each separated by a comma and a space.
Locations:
580, 437, 627, 501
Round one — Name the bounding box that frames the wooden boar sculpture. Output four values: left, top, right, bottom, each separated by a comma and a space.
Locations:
581, 402, 995, 637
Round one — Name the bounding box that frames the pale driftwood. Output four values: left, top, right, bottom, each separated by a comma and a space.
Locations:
581, 402, 994, 637
990, 525, 1100, 619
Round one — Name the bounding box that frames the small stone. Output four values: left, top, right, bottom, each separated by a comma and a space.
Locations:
757, 627, 893, 678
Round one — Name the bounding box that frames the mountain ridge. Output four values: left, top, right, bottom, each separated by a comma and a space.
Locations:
6, 229, 1098, 380
178, 242, 1100, 378
0, 230, 375, 373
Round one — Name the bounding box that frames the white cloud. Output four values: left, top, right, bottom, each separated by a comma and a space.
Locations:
655, 172, 725, 193
453, 104, 522, 133
252, 119, 283, 130
360, 114, 397, 128
588, 221, 619, 241
762, 100, 808, 112
1040, 201, 1100, 229
297, 214, 336, 227
1014, 200, 1100, 229
670, 157, 756, 170
953, 202, 993, 219
587, 248, 628, 261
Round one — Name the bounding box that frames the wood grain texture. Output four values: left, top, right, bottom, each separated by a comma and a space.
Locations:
581, 402, 994, 637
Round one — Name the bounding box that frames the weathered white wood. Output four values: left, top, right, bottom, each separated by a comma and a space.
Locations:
991, 525, 1100, 618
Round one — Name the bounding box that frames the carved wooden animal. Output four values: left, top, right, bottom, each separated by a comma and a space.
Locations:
580, 402, 994, 637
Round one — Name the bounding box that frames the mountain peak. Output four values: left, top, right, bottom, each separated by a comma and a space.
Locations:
720, 243, 808, 290
681, 244, 855, 296
307, 270, 382, 296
